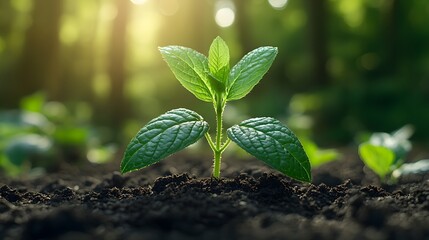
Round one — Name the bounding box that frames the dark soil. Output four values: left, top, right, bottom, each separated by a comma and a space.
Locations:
0, 151, 428, 240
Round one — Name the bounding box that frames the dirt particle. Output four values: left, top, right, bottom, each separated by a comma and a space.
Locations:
0, 185, 22, 203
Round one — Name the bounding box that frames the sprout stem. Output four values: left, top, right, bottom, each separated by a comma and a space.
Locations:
210, 98, 229, 179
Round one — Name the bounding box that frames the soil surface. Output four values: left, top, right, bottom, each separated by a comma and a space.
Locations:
0, 151, 428, 240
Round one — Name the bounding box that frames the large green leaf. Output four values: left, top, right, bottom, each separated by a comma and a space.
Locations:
208, 36, 230, 82
121, 108, 209, 173
227, 117, 311, 182
227, 47, 277, 101
159, 46, 213, 102
358, 143, 395, 178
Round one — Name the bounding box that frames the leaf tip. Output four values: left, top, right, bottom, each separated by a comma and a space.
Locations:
119, 160, 129, 174
269, 46, 278, 55
158, 46, 168, 54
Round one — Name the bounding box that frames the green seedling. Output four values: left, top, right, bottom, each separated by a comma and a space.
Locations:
358, 125, 412, 182
121, 36, 311, 182
358, 125, 429, 183
300, 137, 340, 168
0, 92, 116, 176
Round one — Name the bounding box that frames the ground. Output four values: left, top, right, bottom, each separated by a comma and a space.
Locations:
0, 151, 428, 240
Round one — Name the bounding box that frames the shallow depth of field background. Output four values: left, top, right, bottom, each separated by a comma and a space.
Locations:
1, 0, 429, 148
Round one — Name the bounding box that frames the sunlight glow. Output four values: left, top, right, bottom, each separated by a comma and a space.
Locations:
268, 0, 288, 10
93, 74, 110, 99
130, 0, 148, 5
158, 0, 179, 16
60, 17, 79, 45
215, 7, 235, 28
338, 1, 363, 28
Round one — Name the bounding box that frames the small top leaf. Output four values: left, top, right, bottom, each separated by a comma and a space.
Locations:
208, 36, 230, 82
121, 108, 209, 173
206, 72, 226, 94
358, 143, 395, 178
227, 47, 277, 101
227, 117, 311, 182
159, 46, 213, 102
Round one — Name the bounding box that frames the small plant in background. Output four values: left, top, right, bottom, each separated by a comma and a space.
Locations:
300, 137, 340, 168
358, 125, 429, 183
121, 36, 311, 182
286, 93, 340, 168
0, 93, 116, 176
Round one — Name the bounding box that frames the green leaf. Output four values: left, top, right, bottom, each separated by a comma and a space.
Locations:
20, 92, 45, 113
227, 117, 311, 182
206, 72, 225, 95
0, 110, 51, 130
53, 126, 88, 145
369, 130, 412, 163
208, 36, 230, 82
227, 47, 277, 101
5, 134, 52, 166
159, 46, 213, 102
121, 108, 209, 173
301, 137, 339, 168
358, 143, 395, 178
392, 159, 429, 179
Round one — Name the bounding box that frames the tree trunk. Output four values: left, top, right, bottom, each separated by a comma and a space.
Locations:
107, 0, 131, 139
306, 0, 329, 88
382, 0, 399, 75
11, 0, 62, 107
234, 0, 253, 54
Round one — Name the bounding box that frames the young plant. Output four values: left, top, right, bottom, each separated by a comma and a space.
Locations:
0, 92, 116, 176
358, 125, 412, 182
358, 125, 429, 183
120, 37, 311, 182
300, 137, 340, 168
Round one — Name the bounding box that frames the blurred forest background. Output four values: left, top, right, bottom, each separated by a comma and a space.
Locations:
1, 0, 429, 153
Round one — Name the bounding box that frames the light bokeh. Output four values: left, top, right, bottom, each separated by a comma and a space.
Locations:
268, 0, 288, 10
215, 7, 235, 28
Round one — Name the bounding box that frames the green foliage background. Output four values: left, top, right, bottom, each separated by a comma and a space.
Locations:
0, 0, 428, 146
